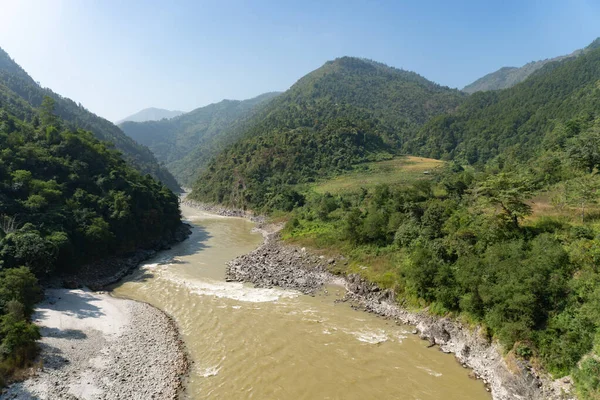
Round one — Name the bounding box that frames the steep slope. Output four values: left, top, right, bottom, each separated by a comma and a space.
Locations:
190, 57, 465, 208
0, 94, 183, 382
463, 57, 577, 94
120, 92, 280, 185
463, 38, 600, 93
412, 41, 600, 163
116, 107, 184, 124
0, 48, 180, 192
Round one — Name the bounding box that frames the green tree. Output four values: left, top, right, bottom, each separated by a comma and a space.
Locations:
567, 127, 600, 173
0, 266, 42, 314
567, 175, 600, 222
39, 96, 58, 127
475, 173, 533, 229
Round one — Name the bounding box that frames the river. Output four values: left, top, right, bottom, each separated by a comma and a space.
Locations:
111, 204, 490, 400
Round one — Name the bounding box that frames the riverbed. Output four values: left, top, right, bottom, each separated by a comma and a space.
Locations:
112, 204, 490, 400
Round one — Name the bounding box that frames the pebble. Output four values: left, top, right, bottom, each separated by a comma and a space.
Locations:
3, 300, 189, 400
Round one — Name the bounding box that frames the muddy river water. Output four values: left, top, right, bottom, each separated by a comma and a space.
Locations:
112, 204, 490, 400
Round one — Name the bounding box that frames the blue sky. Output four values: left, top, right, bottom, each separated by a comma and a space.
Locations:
1, 0, 599, 122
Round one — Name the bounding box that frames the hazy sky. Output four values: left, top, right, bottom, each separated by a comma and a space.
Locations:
1, 0, 599, 122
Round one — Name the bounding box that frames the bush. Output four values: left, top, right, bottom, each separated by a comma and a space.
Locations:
0, 267, 42, 387
394, 219, 421, 247
572, 225, 596, 240
0, 267, 42, 314
573, 357, 600, 400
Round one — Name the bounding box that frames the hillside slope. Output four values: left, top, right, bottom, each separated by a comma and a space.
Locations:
190, 57, 465, 208
463, 38, 600, 93
120, 92, 280, 185
412, 41, 600, 163
116, 107, 184, 124
0, 48, 180, 192
0, 92, 183, 383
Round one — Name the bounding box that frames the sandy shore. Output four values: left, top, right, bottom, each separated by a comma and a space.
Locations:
3, 289, 188, 400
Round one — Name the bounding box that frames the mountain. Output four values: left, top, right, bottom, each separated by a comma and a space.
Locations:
119, 92, 280, 186
189, 57, 465, 208
0, 47, 181, 192
462, 56, 579, 94
462, 38, 600, 93
411, 40, 600, 163
117, 107, 184, 124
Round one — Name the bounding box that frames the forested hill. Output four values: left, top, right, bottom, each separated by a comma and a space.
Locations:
119, 92, 280, 186
0, 48, 181, 192
463, 37, 600, 94
116, 107, 184, 124
462, 56, 579, 94
411, 41, 600, 164
0, 96, 183, 383
190, 57, 465, 208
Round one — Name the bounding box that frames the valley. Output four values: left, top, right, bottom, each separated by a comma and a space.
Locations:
1, 7, 600, 399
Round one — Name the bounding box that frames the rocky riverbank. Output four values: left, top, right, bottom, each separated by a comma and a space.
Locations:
226, 227, 333, 294
225, 227, 575, 400
2, 289, 189, 400
180, 199, 265, 224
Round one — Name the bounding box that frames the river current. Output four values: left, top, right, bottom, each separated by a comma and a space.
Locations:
111, 204, 490, 400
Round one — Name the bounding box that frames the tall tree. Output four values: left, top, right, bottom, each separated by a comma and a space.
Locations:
475, 173, 534, 229
39, 96, 58, 127
567, 127, 600, 173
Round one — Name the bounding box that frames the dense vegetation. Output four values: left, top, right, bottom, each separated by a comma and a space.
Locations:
0, 96, 182, 384
462, 53, 580, 94
120, 93, 279, 186
413, 40, 600, 164
190, 57, 464, 207
0, 48, 180, 192
284, 114, 600, 397
462, 39, 600, 94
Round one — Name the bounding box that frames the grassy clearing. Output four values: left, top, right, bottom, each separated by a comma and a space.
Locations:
281, 155, 443, 288
309, 155, 443, 194
526, 190, 600, 224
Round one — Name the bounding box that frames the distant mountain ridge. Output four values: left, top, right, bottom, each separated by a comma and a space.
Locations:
0, 47, 181, 192
119, 92, 280, 185
117, 107, 185, 124
463, 38, 600, 93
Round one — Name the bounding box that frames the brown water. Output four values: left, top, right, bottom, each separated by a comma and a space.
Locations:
112, 205, 490, 400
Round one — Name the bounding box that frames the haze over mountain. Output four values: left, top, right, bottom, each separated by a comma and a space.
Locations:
190, 56, 465, 207
463, 38, 600, 93
119, 92, 280, 186
116, 108, 184, 124
0, 48, 180, 192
